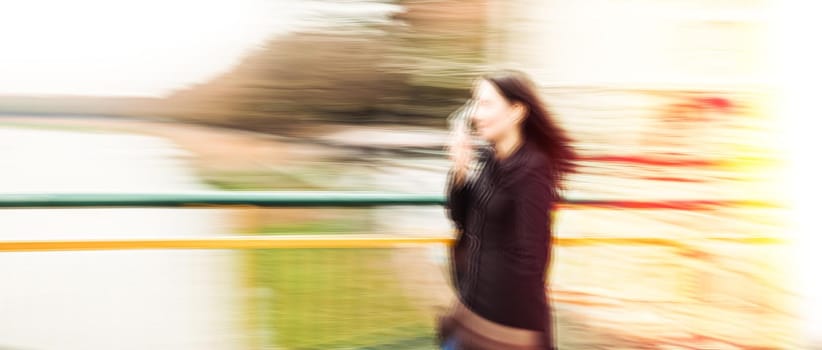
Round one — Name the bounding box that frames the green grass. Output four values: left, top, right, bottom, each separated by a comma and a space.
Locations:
246, 221, 435, 349
196, 140, 438, 348
254, 218, 369, 235
203, 170, 323, 190
202, 162, 378, 191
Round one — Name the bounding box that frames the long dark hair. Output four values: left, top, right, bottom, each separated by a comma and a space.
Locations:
482, 70, 576, 193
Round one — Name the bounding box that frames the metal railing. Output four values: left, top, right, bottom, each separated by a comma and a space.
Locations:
0, 192, 781, 209
0, 191, 786, 251
0, 191, 789, 349
0, 235, 786, 252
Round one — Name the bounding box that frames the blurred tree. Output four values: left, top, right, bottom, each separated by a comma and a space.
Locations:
155, 0, 489, 132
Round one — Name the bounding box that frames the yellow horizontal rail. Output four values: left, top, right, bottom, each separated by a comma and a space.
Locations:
0, 235, 453, 252
0, 234, 787, 252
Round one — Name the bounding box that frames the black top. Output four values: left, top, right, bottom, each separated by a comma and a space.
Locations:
445, 139, 555, 334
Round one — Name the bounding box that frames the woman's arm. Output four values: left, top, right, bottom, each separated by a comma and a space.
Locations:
445, 128, 474, 231
511, 167, 553, 275
445, 169, 471, 231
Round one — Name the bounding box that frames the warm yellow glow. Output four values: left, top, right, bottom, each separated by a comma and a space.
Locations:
0, 0, 278, 96
773, 0, 822, 345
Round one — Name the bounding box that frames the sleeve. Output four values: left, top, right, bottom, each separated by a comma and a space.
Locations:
445, 169, 471, 232
511, 167, 553, 275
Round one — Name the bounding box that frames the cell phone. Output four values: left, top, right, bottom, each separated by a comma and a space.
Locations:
447, 99, 476, 138
447, 99, 486, 177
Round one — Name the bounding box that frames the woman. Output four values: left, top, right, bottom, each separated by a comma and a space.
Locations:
438, 70, 575, 350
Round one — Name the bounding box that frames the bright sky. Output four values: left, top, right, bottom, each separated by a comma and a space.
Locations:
0, 0, 282, 97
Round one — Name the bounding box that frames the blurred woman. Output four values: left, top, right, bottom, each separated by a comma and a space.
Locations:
438, 70, 575, 350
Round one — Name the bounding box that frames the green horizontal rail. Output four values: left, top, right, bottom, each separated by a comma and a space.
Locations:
0, 192, 443, 208
0, 192, 782, 209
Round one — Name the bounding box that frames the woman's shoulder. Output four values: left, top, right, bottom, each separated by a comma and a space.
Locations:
507, 141, 549, 174
522, 142, 549, 171
495, 142, 549, 188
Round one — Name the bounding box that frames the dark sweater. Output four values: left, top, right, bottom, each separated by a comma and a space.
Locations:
445, 139, 555, 338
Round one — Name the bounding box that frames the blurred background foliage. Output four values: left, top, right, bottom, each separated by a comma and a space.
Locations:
0, 0, 488, 130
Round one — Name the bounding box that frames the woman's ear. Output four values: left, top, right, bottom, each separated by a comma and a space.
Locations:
511, 102, 527, 124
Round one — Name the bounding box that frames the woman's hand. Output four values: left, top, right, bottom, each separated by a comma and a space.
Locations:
448, 126, 473, 186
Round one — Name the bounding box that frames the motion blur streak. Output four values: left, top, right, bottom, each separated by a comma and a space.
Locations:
775, 0, 822, 345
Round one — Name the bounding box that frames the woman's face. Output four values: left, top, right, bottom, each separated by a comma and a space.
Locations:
471, 79, 522, 143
